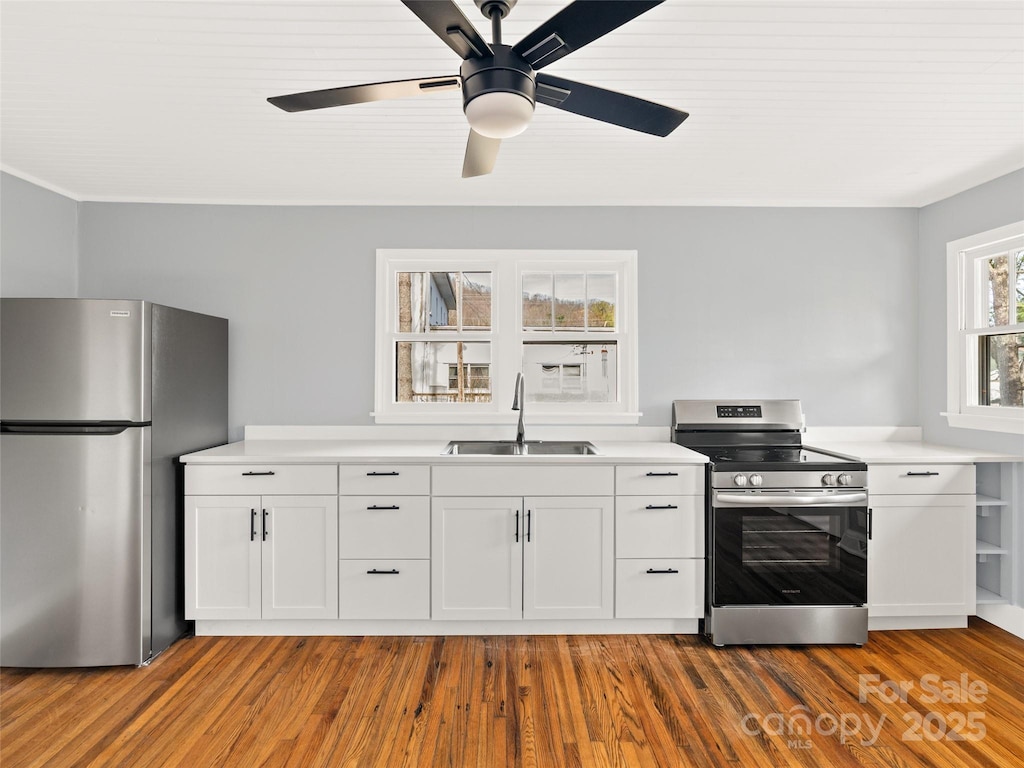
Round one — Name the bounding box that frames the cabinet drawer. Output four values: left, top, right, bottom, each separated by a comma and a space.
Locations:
615, 496, 703, 559
432, 465, 613, 496
338, 560, 430, 619
615, 465, 703, 496
185, 464, 338, 495
338, 496, 430, 559
339, 464, 430, 495
868, 464, 975, 496
615, 559, 703, 619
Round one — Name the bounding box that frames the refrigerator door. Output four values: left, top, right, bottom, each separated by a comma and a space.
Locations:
0, 427, 150, 667
0, 298, 150, 423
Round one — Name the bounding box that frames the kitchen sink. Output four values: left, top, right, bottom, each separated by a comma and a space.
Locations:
442, 440, 599, 456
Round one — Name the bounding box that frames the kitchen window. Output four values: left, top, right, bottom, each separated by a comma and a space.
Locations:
945, 222, 1024, 434
374, 250, 638, 424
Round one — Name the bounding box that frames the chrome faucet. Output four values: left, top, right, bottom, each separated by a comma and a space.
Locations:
512, 372, 526, 445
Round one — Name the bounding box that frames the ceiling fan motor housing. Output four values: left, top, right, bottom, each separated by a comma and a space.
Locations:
460, 44, 537, 136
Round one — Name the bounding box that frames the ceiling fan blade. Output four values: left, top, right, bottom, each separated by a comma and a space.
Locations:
462, 130, 501, 178
512, 0, 664, 69
402, 0, 493, 59
268, 75, 460, 113
535, 73, 687, 137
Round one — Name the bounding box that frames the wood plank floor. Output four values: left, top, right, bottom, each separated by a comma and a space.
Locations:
2, 618, 1023, 767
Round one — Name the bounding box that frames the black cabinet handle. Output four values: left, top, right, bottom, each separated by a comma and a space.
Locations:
242, 470, 275, 476
366, 569, 400, 575
905, 471, 939, 477
367, 505, 400, 510
646, 568, 679, 574
366, 471, 400, 476
250, 508, 257, 541
526, 509, 532, 542
645, 504, 678, 510
867, 508, 873, 540
262, 509, 269, 541
515, 510, 519, 543
646, 471, 679, 477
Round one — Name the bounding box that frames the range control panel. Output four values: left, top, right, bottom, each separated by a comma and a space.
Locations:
716, 405, 762, 419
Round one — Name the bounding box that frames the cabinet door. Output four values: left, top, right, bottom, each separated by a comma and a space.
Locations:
185, 495, 261, 620
523, 497, 614, 620
261, 495, 339, 620
431, 497, 523, 620
868, 495, 975, 617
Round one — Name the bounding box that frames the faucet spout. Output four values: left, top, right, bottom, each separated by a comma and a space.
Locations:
512, 372, 526, 445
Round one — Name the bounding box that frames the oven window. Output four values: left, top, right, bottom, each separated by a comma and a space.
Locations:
741, 513, 839, 571
712, 506, 867, 606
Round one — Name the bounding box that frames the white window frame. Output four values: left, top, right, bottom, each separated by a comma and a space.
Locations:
945, 221, 1024, 434
374, 249, 639, 424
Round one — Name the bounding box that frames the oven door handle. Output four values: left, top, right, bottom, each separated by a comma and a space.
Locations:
713, 491, 868, 506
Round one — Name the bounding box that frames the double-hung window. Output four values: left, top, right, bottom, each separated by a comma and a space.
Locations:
374, 250, 638, 424
946, 222, 1024, 433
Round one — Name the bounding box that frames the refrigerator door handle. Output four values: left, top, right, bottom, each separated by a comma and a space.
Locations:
0, 422, 149, 435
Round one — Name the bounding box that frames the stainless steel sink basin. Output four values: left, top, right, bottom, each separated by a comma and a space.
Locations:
442, 440, 599, 456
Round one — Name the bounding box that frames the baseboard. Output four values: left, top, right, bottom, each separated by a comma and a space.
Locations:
976, 604, 1024, 639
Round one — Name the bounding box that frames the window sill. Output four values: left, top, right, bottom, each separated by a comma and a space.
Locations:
372, 412, 643, 426
942, 412, 1024, 435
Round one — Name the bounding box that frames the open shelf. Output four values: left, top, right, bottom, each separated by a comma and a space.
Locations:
977, 586, 1010, 605
976, 540, 1010, 556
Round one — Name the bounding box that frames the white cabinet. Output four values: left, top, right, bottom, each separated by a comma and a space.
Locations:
185, 464, 339, 621
186, 494, 339, 620
431, 494, 614, 621
867, 464, 976, 625
613, 466, 705, 619
337, 465, 431, 620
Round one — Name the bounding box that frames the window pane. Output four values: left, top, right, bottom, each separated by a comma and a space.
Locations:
1016, 251, 1024, 324
587, 273, 617, 329
397, 271, 491, 332
978, 333, 1024, 407
984, 256, 1010, 327
554, 273, 586, 329
395, 341, 491, 402
461, 272, 492, 330
523, 272, 553, 329
523, 342, 617, 403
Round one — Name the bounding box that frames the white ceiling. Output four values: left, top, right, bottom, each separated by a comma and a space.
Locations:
2, 0, 1022, 207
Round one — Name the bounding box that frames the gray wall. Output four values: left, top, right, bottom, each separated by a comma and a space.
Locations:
917, 168, 1024, 455
73, 202, 919, 437
0, 173, 78, 297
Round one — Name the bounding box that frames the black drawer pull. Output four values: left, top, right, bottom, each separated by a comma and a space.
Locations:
262, 509, 269, 541
646, 568, 679, 574
250, 509, 257, 541
366, 569, 400, 575
366, 471, 400, 477
367, 505, 400, 511
905, 471, 939, 477
242, 470, 275, 476
645, 471, 679, 477
645, 504, 678, 510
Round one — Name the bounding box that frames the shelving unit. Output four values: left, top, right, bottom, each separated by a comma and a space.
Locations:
975, 464, 1015, 606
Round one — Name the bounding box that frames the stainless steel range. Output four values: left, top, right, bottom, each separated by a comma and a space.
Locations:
672, 399, 869, 646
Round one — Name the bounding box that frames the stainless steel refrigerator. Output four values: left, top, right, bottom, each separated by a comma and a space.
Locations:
1, 298, 227, 667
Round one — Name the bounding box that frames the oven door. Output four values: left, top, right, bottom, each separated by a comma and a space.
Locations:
710, 490, 868, 606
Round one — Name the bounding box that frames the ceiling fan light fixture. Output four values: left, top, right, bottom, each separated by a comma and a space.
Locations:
464, 90, 535, 138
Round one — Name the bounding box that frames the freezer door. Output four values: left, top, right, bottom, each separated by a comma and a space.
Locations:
0, 427, 150, 667
0, 298, 150, 422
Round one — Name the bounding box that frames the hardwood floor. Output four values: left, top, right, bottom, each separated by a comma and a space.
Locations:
2, 618, 1023, 767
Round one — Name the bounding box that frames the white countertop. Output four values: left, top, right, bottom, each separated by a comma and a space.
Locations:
811, 441, 1021, 464
180, 439, 708, 465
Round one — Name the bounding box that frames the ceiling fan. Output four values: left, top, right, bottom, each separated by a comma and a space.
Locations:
267, 0, 688, 178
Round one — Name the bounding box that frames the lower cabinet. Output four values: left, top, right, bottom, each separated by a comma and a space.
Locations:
185, 494, 339, 620
867, 493, 975, 619
431, 496, 614, 620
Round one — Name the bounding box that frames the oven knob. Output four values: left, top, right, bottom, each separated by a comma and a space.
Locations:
837, 473, 853, 486
749, 474, 763, 487
733, 474, 748, 487
821, 473, 836, 486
